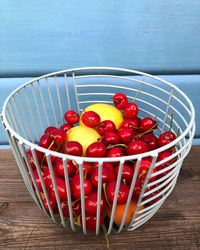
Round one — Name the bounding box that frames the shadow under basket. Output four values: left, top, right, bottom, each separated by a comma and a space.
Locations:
1, 67, 195, 235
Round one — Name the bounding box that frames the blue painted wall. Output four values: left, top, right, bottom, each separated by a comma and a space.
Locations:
0, 0, 200, 76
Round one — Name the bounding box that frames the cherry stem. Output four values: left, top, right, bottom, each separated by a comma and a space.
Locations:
138, 170, 146, 179
106, 143, 127, 150
41, 140, 55, 165
133, 80, 144, 103
122, 179, 126, 185
132, 121, 158, 139
83, 110, 101, 126
167, 112, 173, 137
102, 223, 110, 248
103, 183, 111, 207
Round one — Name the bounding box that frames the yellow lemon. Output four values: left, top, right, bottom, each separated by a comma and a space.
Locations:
67, 126, 101, 156
79, 103, 124, 129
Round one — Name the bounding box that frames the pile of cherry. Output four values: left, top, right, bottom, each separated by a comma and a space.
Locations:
25, 92, 177, 232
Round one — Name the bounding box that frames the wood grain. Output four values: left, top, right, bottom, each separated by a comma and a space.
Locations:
0, 147, 199, 249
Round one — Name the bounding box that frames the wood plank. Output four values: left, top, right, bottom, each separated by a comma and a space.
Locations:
0, 147, 199, 249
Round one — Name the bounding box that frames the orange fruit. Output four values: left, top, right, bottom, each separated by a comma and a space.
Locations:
107, 200, 144, 226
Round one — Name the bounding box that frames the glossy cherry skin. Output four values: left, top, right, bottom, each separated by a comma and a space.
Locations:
141, 133, 158, 151
44, 126, 57, 135
91, 165, 115, 187
82, 111, 100, 128
81, 161, 93, 178
144, 184, 162, 206
50, 129, 67, 145
62, 141, 83, 156
121, 117, 141, 131
127, 139, 150, 155
97, 120, 116, 135
61, 200, 81, 218
70, 174, 92, 199
55, 158, 76, 178
43, 167, 58, 187
117, 127, 133, 145
158, 131, 176, 147
64, 110, 79, 124
59, 123, 74, 133
26, 148, 42, 170
106, 181, 130, 204
81, 213, 104, 232
113, 93, 128, 110
133, 178, 145, 199
93, 162, 114, 172
156, 150, 176, 178
47, 177, 68, 202
85, 191, 107, 215
43, 197, 58, 214
124, 103, 138, 119
134, 158, 157, 182
106, 147, 126, 165
31, 170, 43, 191
102, 131, 120, 145
140, 117, 157, 132
39, 134, 53, 148
86, 142, 106, 157
114, 164, 134, 185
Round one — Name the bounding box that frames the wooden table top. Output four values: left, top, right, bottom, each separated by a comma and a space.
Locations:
0, 147, 200, 249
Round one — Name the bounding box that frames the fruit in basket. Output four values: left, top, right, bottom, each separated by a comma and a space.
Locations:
64, 110, 79, 124
102, 131, 120, 145
141, 133, 158, 150
134, 158, 157, 182
59, 123, 74, 133
121, 117, 141, 131
117, 127, 133, 145
90, 164, 115, 187
55, 158, 77, 178
61, 200, 81, 218
107, 200, 144, 226
97, 120, 116, 135
124, 103, 138, 118
70, 174, 93, 199
47, 177, 68, 202
113, 93, 128, 110
79, 103, 124, 129
85, 191, 107, 215
127, 139, 150, 155
114, 164, 133, 185
105, 181, 130, 204
44, 197, 58, 214
82, 111, 101, 128
81, 213, 105, 232
86, 142, 106, 157
67, 126, 101, 156
140, 117, 157, 132
62, 141, 83, 156
158, 131, 176, 147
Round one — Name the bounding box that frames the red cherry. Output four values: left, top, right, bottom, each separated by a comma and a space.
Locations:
117, 127, 133, 145
59, 123, 74, 133
113, 93, 128, 110
93, 162, 114, 172
81, 213, 104, 232
156, 150, 176, 178
140, 117, 157, 133
85, 191, 107, 215
114, 164, 134, 185
42, 144, 59, 166
97, 120, 116, 135
39, 134, 53, 148
133, 178, 145, 199
50, 129, 67, 145
102, 131, 120, 145
121, 117, 141, 131
106, 147, 126, 165
64, 110, 79, 124
44, 126, 57, 135
43, 167, 57, 187
43, 197, 58, 214
158, 131, 176, 147
47, 177, 68, 202
144, 184, 162, 206
55, 158, 76, 178
106, 181, 130, 204
62, 141, 83, 156
61, 200, 81, 218
82, 162, 93, 178
134, 158, 157, 182
70, 174, 92, 199
127, 139, 150, 155
86, 142, 106, 157
141, 133, 158, 151
124, 103, 138, 118
26, 148, 42, 170
31, 170, 43, 192
91, 165, 115, 187
82, 111, 100, 128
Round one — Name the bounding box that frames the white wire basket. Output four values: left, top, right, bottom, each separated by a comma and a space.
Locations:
1, 67, 195, 235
